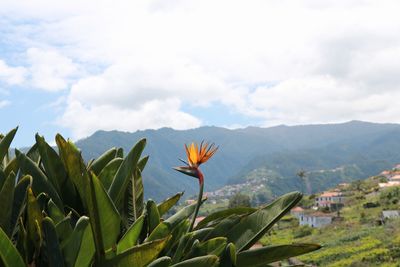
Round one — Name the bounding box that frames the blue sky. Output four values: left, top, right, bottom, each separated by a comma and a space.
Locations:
1, 1, 400, 147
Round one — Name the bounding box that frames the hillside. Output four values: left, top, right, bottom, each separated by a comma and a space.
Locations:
260, 173, 400, 266
74, 121, 400, 201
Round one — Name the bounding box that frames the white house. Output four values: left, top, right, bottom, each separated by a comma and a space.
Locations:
299, 212, 334, 228
315, 191, 345, 208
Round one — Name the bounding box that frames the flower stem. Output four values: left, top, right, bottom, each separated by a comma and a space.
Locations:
189, 175, 204, 232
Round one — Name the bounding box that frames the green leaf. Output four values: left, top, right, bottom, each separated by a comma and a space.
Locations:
42, 217, 65, 267
219, 242, 236, 267
56, 135, 89, 211
195, 207, 256, 229
16, 149, 63, 209
4, 157, 18, 180
108, 237, 170, 267
0, 127, 17, 164
27, 188, 44, 252
203, 215, 241, 241
11, 175, 32, 238
117, 215, 145, 254
147, 200, 160, 234
47, 199, 65, 224
137, 155, 149, 171
62, 216, 90, 267
36, 134, 78, 209
26, 142, 40, 163
87, 172, 121, 260
148, 200, 200, 242
108, 138, 146, 210
0, 171, 16, 237
0, 226, 25, 267
185, 237, 227, 259
236, 243, 322, 266
88, 147, 118, 175
55, 216, 73, 244
226, 191, 302, 252
170, 255, 219, 267
123, 167, 144, 227
147, 256, 172, 267
73, 221, 95, 267
98, 158, 123, 190
157, 192, 184, 217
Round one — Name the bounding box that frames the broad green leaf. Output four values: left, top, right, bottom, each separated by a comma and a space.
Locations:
236, 243, 321, 266
0, 127, 17, 164
47, 199, 65, 224
0, 171, 16, 236
98, 158, 123, 190
195, 206, 256, 229
56, 134, 90, 211
117, 215, 145, 254
62, 216, 90, 267
56, 216, 73, 244
108, 237, 170, 267
4, 157, 18, 180
26, 142, 40, 163
16, 150, 63, 209
0, 170, 5, 192
0, 226, 25, 267
11, 175, 32, 238
88, 147, 118, 175
147, 200, 160, 234
185, 237, 227, 259
36, 134, 78, 208
27, 188, 43, 252
220, 242, 236, 267
42, 217, 65, 267
123, 168, 144, 227
87, 172, 121, 258
148, 200, 200, 242
137, 155, 149, 171
164, 219, 191, 255
157, 192, 184, 217
74, 221, 95, 267
226, 191, 302, 252
147, 256, 172, 267
170, 255, 219, 267
108, 138, 146, 210
203, 215, 241, 241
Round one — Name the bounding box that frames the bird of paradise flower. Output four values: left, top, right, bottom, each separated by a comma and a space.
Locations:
174, 141, 218, 231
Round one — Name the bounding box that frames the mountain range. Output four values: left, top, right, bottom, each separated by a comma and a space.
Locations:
75, 121, 400, 201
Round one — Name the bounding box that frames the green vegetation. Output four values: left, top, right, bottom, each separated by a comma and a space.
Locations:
0, 128, 320, 266
261, 177, 400, 266
228, 193, 251, 209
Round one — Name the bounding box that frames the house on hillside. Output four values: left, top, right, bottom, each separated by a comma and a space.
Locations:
379, 181, 400, 188
290, 207, 305, 219
381, 210, 400, 224
389, 175, 400, 182
299, 212, 335, 228
315, 191, 345, 209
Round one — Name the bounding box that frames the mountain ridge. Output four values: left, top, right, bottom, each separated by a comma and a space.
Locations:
74, 121, 400, 201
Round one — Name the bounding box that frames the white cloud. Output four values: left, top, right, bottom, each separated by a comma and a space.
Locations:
0, 100, 11, 108
2, 0, 400, 137
26, 48, 79, 91
0, 60, 27, 85
59, 97, 201, 138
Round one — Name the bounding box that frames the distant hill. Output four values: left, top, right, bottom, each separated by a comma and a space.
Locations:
75, 121, 400, 201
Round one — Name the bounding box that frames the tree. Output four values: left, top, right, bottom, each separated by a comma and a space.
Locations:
229, 193, 251, 208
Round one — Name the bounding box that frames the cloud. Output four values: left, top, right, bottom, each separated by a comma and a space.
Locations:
59, 97, 201, 138
0, 100, 10, 108
2, 0, 400, 138
0, 60, 27, 85
26, 48, 79, 91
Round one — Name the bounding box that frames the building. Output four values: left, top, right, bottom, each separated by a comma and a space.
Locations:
290, 206, 305, 219
379, 181, 400, 188
315, 191, 345, 208
299, 212, 335, 228
381, 210, 400, 220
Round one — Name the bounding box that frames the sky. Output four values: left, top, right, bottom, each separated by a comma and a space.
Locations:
1, 0, 400, 147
